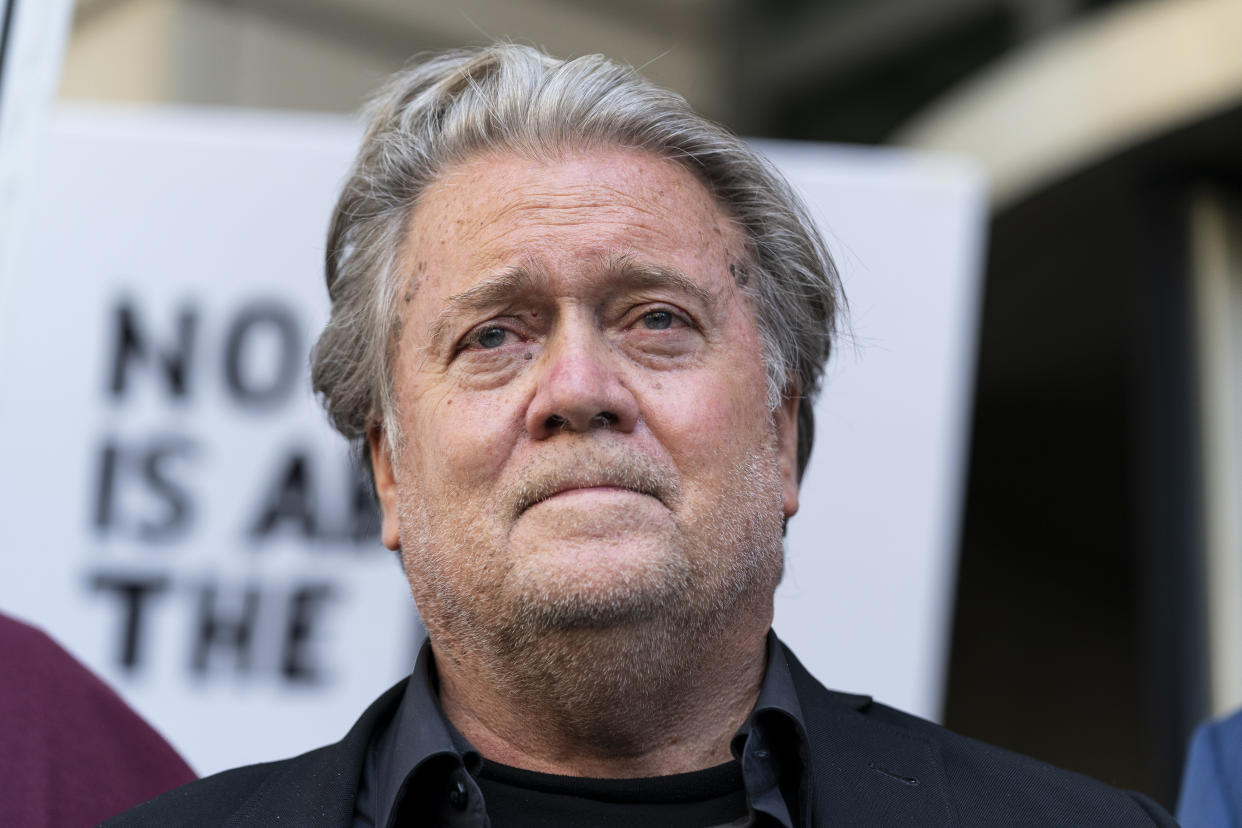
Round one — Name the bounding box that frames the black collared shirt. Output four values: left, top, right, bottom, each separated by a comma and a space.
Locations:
353, 632, 811, 828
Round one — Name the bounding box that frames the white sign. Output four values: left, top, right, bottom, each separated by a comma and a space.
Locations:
761, 140, 985, 719
0, 106, 984, 776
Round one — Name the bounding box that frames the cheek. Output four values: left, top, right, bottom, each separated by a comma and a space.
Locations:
644, 361, 769, 468
405, 383, 523, 493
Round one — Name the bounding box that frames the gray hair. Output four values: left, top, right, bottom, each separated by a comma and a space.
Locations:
313, 43, 842, 482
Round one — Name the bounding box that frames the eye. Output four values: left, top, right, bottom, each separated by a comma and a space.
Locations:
641, 310, 675, 330
470, 325, 511, 349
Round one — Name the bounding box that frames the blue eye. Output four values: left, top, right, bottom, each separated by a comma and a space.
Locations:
642, 310, 674, 330
475, 326, 508, 348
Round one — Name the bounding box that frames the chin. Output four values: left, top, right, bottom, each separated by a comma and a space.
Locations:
502, 537, 696, 632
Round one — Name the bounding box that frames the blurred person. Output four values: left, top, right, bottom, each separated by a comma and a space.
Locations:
0, 611, 194, 827
106, 45, 1177, 826
1177, 709, 1242, 827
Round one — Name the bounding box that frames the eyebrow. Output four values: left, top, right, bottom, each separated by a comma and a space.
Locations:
604, 255, 717, 311
425, 256, 718, 350
426, 268, 542, 350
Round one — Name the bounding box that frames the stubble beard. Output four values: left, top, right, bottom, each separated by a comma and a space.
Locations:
395, 432, 787, 717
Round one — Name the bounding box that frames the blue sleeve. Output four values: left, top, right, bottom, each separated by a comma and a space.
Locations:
1178, 714, 1242, 828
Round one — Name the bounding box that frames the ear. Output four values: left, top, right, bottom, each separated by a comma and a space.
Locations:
368, 425, 402, 551
775, 389, 800, 519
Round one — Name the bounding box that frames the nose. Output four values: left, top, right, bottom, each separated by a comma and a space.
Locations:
525, 326, 639, 439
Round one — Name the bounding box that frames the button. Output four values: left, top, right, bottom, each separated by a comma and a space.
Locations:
449, 779, 469, 810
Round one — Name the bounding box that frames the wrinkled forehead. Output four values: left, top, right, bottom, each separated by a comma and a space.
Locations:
399, 146, 751, 304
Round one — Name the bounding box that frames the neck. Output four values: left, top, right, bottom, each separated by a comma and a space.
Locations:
430, 601, 772, 778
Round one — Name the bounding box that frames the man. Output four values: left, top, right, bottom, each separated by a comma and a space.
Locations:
108, 44, 1176, 827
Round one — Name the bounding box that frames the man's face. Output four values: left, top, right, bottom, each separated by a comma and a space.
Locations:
371, 146, 800, 648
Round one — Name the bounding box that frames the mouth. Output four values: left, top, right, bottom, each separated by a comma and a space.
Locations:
516, 478, 663, 516
534, 485, 650, 506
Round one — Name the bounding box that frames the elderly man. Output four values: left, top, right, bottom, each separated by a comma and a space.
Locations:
108, 45, 1176, 827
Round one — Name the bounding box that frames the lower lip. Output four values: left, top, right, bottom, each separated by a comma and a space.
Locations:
546, 486, 633, 500
534, 486, 651, 507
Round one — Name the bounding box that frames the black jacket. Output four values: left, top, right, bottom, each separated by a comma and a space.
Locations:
103, 644, 1177, 827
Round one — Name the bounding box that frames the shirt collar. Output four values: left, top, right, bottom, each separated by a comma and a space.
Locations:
730, 631, 812, 827
371, 638, 481, 828
752, 630, 807, 724
370, 631, 812, 828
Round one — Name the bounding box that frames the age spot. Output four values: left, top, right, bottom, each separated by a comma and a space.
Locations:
729, 262, 750, 287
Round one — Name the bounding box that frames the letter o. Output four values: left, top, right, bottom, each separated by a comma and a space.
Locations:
223, 303, 301, 406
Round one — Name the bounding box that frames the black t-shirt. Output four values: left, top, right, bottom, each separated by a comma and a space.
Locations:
476, 758, 749, 828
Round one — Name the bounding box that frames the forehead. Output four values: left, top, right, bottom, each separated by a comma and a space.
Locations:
401, 146, 746, 302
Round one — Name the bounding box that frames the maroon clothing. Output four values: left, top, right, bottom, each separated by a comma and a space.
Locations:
0, 612, 196, 827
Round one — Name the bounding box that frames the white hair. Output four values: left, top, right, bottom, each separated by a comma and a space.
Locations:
312, 44, 842, 481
